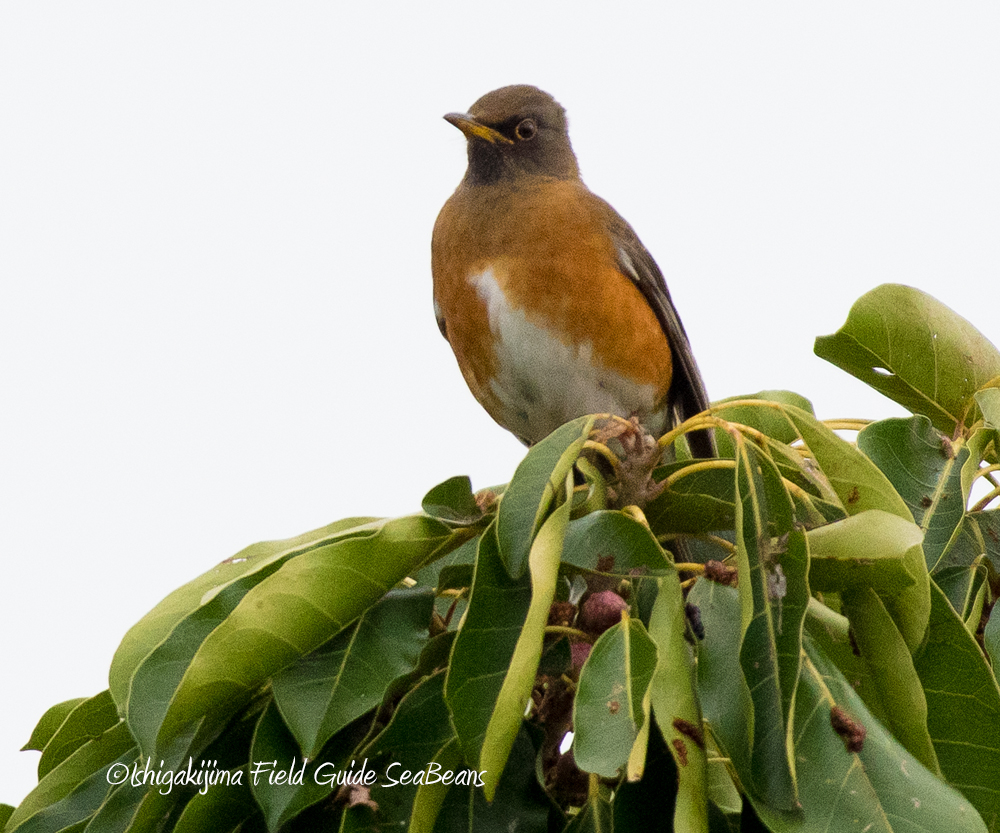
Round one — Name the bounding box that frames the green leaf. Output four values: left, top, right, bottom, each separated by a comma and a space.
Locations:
573, 615, 658, 779
560, 511, 670, 573
978, 387, 1000, 431
21, 699, 87, 754
806, 510, 922, 594
248, 700, 343, 831
732, 439, 804, 815
840, 587, 939, 773
695, 581, 988, 832
647, 575, 709, 833
130, 514, 454, 767
646, 461, 736, 536
986, 602, 1000, 687
422, 475, 485, 526
712, 391, 816, 455
689, 579, 752, 782
429, 727, 551, 833
170, 773, 258, 833
449, 471, 571, 799
271, 587, 434, 757
952, 509, 1000, 580
4, 722, 135, 833
782, 404, 931, 652
858, 416, 969, 572
35, 691, 119, 780
109, 515, 380, 712
346, 672, 460, 831
815, 283, 1000, 433
496, 415, 592, 578
913, 581, 1000, 830
611, 721, 682, 831
444, 525, 530, 783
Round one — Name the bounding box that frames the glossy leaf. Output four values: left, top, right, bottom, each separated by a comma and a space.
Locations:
647, 575, 709, 833
858, 416, 968, 572
170, 774, 258, 833
248, 700, 339, 831
913, 581, 1000, 830
131, 514, 454, 766
573, 615, 658, 778
646, 461, 736, 536
496, 415, 592, 578
444, 525, 531, 783
271, 587, 434, 756
696, 581, 988, 833
815, 283, 1000, 434
109, 515, 380, 712
806, 510, 922, 594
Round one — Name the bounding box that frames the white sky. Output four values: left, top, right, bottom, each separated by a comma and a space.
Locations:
2, 2, 998, 807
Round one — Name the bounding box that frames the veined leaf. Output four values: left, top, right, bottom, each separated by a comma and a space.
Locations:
913, 582, 1000, 830
815, 283, 1000, 434
858, 416, 968, 572
271, 587, 434, 757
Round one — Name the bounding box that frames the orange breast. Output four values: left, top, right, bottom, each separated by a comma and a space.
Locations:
432, 177, 673, 440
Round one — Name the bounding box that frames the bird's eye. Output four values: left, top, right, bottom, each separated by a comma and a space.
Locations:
515, 118, 537, 141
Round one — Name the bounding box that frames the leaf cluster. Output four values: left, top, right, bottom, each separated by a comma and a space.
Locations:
4, 283, 1000, 833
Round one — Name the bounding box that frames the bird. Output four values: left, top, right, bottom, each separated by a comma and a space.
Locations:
431, 85, 713, 458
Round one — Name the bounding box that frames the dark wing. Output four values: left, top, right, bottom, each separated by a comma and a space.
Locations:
597, 198, 716, 458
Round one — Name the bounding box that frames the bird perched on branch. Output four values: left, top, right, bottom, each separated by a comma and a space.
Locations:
432, 84, 712, 458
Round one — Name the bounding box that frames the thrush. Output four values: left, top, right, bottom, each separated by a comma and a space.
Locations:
432, 84, 712, 458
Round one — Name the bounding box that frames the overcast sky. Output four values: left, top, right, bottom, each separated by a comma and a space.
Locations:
2, 2, 998, 807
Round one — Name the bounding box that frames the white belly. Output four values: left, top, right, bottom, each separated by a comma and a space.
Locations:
470, 268, 665, 443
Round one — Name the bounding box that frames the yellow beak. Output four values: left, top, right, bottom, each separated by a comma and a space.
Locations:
443, 112, 514, 145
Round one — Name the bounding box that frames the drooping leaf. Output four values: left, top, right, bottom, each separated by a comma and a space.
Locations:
913, 581, 1000, 831
573, 615, 658, 779
840, 587, 939, 773
271, 587, 434, 756
695, 581, 988, 833
815, 283, 1000, 434
428, 727, 551, 833
496, 415, 592, 578
344, 672, 459, 831
454, 471, 571, 799
858, 416, 968, 572
170, 773, 259, 833
647, 575, 709, 833
732, 439, 803, 815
